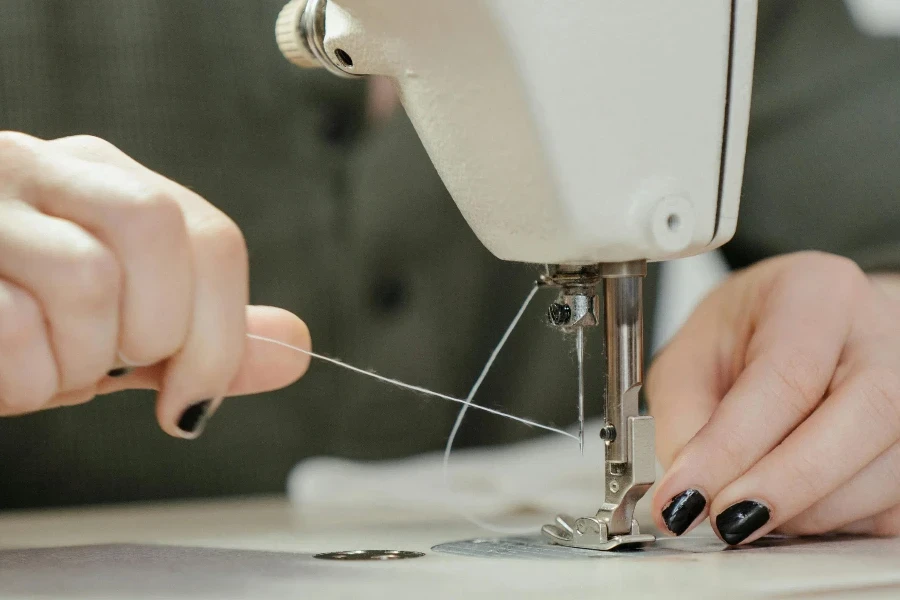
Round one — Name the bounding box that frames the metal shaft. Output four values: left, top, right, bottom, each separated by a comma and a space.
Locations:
541, 261, 657, 548
576, 327, 585, 453
603, 275, 643, 464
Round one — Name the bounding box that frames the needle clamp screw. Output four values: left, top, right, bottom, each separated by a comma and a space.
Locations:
599, 425, 617, 442
548, 303, 572, 326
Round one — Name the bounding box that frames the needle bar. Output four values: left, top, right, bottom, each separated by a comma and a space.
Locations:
576, 327, 585, 453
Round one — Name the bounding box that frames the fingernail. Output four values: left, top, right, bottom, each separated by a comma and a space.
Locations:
662, 489, 707, 536
177, 400, 214, 438
716, 500, 771, 545
107, 367, 133, 378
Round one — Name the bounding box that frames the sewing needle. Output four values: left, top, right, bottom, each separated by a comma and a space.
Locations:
576, 327, 585, 454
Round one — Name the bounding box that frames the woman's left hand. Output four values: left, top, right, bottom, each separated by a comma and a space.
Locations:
647, 251, 900, 545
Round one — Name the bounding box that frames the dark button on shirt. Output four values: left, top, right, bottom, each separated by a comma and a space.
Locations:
370, 276, 408, 314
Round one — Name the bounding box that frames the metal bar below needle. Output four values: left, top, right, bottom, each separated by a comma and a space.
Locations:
604, 275, 643, 464
576, 327, 585, 453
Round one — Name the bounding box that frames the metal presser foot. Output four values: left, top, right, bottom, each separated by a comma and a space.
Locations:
539, 261, 656, 552
541, 411, 657, 551
542, 515, 654, 552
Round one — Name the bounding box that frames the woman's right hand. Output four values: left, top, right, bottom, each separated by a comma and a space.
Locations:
0, 132, 311, 437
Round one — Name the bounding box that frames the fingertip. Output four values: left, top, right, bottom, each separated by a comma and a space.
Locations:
712, 499, 772, 546
248, 304, 312, 374
227, 305, 312, 396
651, 495, 671, 535
155, 394, 221, 440
247, 305, 309, 339
657, 488, 709, 537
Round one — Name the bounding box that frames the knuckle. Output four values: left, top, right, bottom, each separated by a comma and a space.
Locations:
56, 135, 126, 163
767, 352, 824, 420
779, 253, 865, 300
0, 131, 38, 173
820, 254, 864, 282
62, 243, 121, 310
823, 257, 867, 301
61, 134, 118, 153
0, 131, 36, 156
791, 251, 861, 277
121, 187, 186, 238
199, 215, 248, 267
0, 287, 43, 348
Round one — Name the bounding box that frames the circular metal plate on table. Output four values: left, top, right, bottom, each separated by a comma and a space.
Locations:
313, 550, 426, 561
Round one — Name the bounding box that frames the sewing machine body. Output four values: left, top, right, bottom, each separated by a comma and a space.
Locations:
277, 0, 758, 549
279, 0, 756, 265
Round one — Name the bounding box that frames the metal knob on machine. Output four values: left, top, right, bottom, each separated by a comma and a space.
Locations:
276, 0, 358, 77
275, 0, 319, 68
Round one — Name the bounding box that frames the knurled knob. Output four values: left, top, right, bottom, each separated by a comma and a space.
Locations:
276, 0, 319, 68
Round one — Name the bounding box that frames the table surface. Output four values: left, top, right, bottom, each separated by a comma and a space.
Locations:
1, 496, 900, 599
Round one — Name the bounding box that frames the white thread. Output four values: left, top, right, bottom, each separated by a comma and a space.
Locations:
246, 284, 578, 535
245, 333, 577, 440
441, 284, 563, 535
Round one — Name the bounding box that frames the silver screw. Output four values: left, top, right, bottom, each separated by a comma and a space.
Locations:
609, 480, 620, 493
599, 425, 617, 442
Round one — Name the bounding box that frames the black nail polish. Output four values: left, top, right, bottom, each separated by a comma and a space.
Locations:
107, 367, 133, 378
662, 489, 707, 536
177, 400, 213, 437
716, 500, 771, 545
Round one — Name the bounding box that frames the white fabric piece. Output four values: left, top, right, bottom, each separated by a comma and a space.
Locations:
846, 0, 900, 36
288, 419, 663, 529
653, 249, 730, 353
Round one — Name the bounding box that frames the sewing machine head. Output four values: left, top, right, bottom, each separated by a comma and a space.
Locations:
276, 0, 757, 550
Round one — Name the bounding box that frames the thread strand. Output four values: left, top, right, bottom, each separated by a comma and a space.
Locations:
441, 284, 559, 535
245, 333, 576, 440
246, 286, 576, 535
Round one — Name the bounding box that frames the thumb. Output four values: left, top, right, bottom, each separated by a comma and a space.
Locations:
227, 305, 312, 396
98, 305, 312, 397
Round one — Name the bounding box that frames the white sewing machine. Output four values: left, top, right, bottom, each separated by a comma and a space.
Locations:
276, 0, 758, 551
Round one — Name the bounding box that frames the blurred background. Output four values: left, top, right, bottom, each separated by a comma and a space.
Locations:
0, 0, 897, 510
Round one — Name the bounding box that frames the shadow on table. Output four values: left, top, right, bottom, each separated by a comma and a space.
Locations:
0, 543, 381, 598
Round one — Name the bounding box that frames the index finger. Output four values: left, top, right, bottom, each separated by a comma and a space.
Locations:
651, 258, 856, 537
96, 305, 311, 398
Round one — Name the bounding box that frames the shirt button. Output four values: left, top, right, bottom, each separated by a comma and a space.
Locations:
370, 276, 407, 314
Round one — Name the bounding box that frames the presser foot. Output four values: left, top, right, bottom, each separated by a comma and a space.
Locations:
541, 514, 655, 551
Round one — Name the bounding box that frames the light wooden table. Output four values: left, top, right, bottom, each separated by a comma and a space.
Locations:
1, 496, 899, 599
